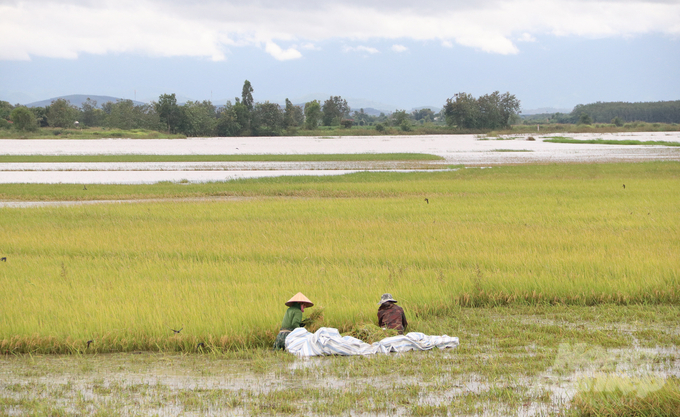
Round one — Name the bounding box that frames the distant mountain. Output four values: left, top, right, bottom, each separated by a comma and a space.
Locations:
522, 107, 573, 115
25, 94, 147, 108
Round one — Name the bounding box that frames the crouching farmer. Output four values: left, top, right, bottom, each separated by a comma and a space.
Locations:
273, 292, 314, 350
377, 293, 408, 334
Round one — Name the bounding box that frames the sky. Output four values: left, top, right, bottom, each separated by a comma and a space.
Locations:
1, 0, 679, 112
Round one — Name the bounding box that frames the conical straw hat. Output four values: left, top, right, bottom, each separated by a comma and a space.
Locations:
285, 292, 314, 307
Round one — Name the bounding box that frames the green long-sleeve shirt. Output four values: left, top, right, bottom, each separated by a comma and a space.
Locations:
279, 303, 304, 331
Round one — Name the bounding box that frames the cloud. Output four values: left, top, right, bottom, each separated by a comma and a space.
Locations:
391, 44, 409, 52
343, 45, 380, 54
1, 0, 679, 60
517, 33, 536, 42
300, 43, 321, 50
265, 42, 302, 61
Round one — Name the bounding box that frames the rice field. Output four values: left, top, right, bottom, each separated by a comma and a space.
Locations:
1, 162, 679, 354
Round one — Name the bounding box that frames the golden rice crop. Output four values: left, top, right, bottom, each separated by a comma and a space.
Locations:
1, 163, 678, 353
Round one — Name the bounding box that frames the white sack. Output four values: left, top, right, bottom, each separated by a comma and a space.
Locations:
285, 327, 459, 357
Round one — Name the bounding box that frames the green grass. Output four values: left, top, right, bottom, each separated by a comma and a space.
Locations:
0, 127, 186, 139
1, 162, 679, 353
0, 153, 444, 163
567, 377, 680, 416
544, 137, 680, 146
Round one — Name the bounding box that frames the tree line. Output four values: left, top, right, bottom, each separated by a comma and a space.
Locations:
523, 100, 680, 125
1, 82, 525, 135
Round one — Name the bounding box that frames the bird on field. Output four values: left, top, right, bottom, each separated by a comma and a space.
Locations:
83, 185, 87, 190
623, 184, 625, 189
424, 198, 429, 204
171, 327, 183, 334
86, 340, 93, 348
197, 342, 205, 349
1, 257, 6, 262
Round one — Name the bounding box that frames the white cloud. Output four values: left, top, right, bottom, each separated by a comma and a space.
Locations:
1, 0, 679, 61
343, 45, 380, 54
265, 42, 302, 61
517, 33, 536, 42
391, 44, 409, 52
300, 43, 321, 50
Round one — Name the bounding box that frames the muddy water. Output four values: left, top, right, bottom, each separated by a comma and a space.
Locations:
0, 344, 677, 416
1, 132, 679, 184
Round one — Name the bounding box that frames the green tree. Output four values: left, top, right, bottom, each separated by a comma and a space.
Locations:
155, 94, 182, 133
106, 99, 136, 130
29, 107, 48, 127
578, 113, 592, 125
0, 100, 13, 121
391, 109, 410, 127
46, 98, 78, 128
352, 109, 375, 126
444, 91, 520, 129
571, 101, 680, 124
10, 107, 37, 131
80, 98, 104, 127
413, 108, 435, 123
233, 101, 251, 135
497, 92, 521, 128
478, 92, 504, 129
322, 96, 349, 126
251, 101, 283, 136
478, 91, 521, 129
304, 100, 322, 130
182, 100, 217, 136
444, 93, 480, 128
216, 101, 242, 136
283, 98, 304, 130
103, 100, 159, 130
241, 80, 254, 112
611, 116, 623, 127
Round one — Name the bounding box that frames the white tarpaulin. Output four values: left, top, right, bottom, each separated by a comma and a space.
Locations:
285, 327, 459, 357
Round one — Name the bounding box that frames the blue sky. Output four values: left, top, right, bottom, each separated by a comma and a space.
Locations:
1, 0, 679, 113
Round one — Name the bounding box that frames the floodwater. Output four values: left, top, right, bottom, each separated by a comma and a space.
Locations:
1, 132, 679, 184
0, 344, 677, 416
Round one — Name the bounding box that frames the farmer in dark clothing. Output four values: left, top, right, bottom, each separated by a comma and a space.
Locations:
273, 292, 314, 350
377, 293, 408, 334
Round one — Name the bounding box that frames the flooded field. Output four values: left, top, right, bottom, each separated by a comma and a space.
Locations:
1, 306, 678, 416
2, 135, 678, 415
1, 132, 679, 184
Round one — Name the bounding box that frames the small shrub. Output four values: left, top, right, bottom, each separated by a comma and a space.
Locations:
375, 123, 386, 133
10, 107, 38, 132
578, 113, 593, 125
340, 119, 353, 129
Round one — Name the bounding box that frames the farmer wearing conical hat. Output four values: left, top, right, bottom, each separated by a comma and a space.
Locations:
377, 293, 408, 335
273, 292, 314, 350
